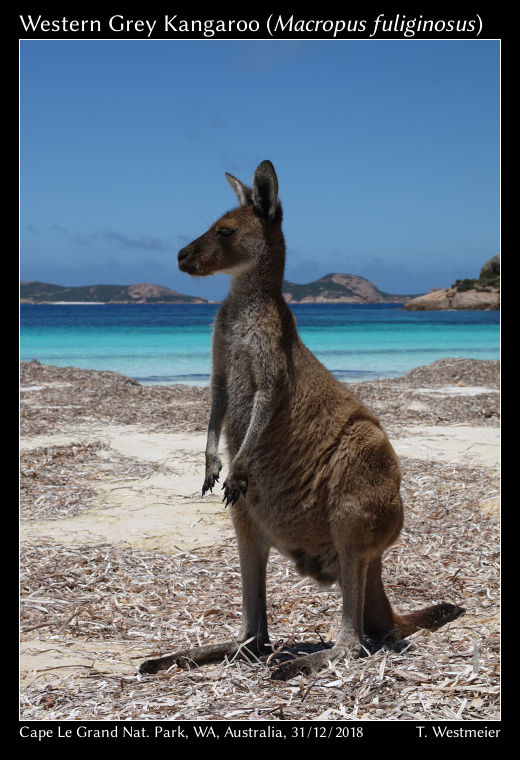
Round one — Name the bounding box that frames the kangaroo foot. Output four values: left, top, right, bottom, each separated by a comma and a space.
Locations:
139, 638, 271, 675
270, 643, 361, 682
139, 641, 240, 674
360, 635, 410, 656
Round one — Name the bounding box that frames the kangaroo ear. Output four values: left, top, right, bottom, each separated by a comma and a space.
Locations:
252, 160, 279, 221
225, 172, 253, 207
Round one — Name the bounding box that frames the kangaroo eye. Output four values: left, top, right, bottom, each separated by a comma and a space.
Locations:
217, 227, 235, 237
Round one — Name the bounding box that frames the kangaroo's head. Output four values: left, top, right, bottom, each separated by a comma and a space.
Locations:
178, 160, 283, 278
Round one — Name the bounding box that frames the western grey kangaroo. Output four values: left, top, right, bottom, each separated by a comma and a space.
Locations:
139, 160, 464, 681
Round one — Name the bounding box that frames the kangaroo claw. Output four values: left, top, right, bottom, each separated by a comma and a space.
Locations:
222, 474, 248, 507
202, 474, 220, 497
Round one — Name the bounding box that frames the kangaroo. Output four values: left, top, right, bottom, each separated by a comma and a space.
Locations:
139, 160, 464, 681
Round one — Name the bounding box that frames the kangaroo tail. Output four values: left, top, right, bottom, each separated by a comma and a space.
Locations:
392, 602, 465, 639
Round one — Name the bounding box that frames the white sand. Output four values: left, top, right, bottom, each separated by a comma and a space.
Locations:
20, 418, 500, 686
392, 424, 500, 468
20, 422, 499, 553
410, 385, 499, 397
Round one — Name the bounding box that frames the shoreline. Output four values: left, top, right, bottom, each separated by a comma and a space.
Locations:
21, 299, 500, 309
20, 357, 500, 438
20, 358, 500, 721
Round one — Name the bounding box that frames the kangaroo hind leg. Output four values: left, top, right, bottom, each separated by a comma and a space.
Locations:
363, 555, 406, 652
232, 503, 272, 654
271, 547, 368, 681
140, 500, 271, 675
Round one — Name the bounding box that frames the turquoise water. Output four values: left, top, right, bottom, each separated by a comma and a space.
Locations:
20, 303, 500, 386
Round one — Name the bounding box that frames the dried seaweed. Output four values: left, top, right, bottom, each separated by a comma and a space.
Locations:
19, 358, 500, 721
20, 360, 211, 436
19, 463, 499, 721
20, 442, 169, 521
20, 358, 499, 438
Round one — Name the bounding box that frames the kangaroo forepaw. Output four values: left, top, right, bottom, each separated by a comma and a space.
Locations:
202, 473, 219, 496
202, 457, 222, 496
222, 474, 248, 507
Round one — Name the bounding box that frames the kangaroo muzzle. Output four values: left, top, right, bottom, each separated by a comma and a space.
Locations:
177, 246, 190, 266
178, 244, 202, 274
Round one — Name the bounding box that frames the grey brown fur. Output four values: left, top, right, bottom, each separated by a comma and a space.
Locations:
140, 160, 464, 681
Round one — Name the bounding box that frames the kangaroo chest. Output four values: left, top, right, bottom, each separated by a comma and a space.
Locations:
220, 317, 260, 452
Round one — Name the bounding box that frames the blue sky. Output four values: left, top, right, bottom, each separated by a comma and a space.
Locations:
20, 39, 499, 300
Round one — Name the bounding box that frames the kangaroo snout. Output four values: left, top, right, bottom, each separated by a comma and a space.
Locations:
178, 246, 190, 263
178, 245, 198, 274
178, 246, 190, 264
178, 238, 219, 276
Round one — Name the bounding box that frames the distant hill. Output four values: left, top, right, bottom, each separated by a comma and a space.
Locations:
20, 282, 210, 304
403, 255, 500, 311
20, 274, 415, 305
282, 273, 415, 304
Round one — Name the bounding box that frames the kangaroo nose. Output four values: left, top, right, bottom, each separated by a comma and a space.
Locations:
178, 247, 190, 263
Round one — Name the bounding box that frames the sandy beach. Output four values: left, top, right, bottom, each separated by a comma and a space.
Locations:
19, 358, 500, 721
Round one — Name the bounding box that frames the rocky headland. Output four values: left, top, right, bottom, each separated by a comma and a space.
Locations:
282, 273, 413, 304
20, 281, 210, 304
404, 255, 500, 311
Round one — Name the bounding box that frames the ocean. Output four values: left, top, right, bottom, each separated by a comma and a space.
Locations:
19, 303, 500, 386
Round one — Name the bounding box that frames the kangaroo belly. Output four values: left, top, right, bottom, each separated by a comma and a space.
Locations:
238, 483, 340, 585
230, 407, 402, 572
224, 360, 402, 578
